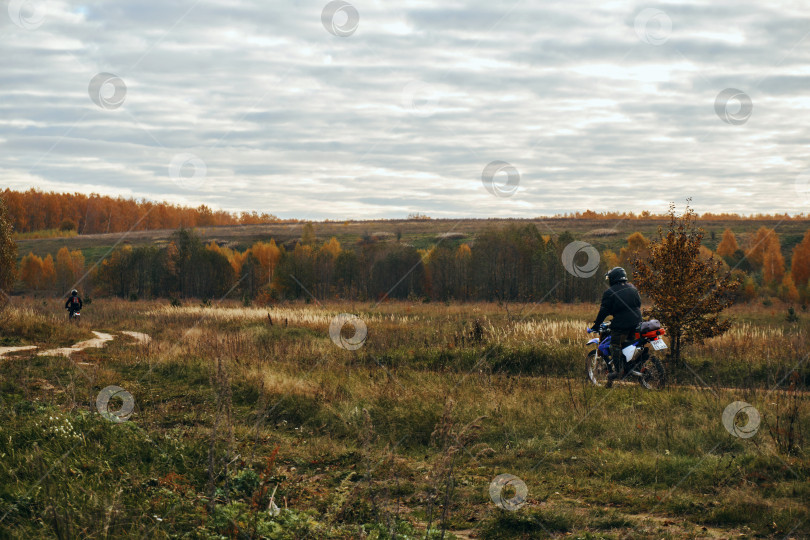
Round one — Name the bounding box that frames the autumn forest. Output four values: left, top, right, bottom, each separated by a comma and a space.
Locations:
2, 189, 810, 306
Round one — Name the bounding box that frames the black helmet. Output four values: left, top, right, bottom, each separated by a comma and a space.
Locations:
605, 267, 628, 285
71, 289, 78, 296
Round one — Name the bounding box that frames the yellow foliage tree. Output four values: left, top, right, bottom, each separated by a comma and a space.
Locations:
229, 250, 248, 277
207, 242, 244, 275
41, 254, 56, 289
206, 242, 226, 256
601, 249, 619, 270
746, 227, 778, 268
618, 232, 649, 268
19, 252, 43, 290
456, 244, 472, 259
320, 237, 341, 259
716, 229, 738, 257
790, 229, 810, 289
55, 247, 77, 293
417, 246, 435, 265
762, 238, 785, 287
249, 240, 281, 284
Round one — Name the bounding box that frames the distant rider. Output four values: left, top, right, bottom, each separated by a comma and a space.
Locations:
65, 289, 83, 316
590, 267, 642, 386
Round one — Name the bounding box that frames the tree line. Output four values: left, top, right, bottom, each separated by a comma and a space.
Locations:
5, 188, 808, 238
568, 209, 807, 221
2, 188, 281, 235
4, 189, 810, 304
13, 226, 609, 303
11, 224, 810, 305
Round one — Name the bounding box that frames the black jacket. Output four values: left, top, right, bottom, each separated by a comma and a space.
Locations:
65, 296, 83, 311
593, 282, 642, 332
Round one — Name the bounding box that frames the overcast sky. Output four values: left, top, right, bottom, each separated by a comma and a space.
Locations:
3, 0, 810, 220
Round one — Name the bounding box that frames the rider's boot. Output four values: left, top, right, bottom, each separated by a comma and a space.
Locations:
606, 342, 626, 388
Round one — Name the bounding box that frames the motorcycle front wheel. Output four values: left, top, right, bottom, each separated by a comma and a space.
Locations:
586, 350, 611, 387
639, 353, 666, 390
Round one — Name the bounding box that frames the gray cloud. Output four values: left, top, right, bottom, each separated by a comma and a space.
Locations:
1, 0, 809, 219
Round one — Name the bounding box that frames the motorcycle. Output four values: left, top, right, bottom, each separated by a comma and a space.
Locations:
586, 320, 667, 390
67, 309, 81, 322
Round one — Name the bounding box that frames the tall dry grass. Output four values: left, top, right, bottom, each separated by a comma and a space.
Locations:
0, 298, 806, 538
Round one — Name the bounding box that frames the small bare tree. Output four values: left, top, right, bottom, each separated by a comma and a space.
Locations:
634, 203, 739, 368
424, 399, 487, 538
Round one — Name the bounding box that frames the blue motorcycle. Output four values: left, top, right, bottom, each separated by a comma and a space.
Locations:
586, 320, 667, 389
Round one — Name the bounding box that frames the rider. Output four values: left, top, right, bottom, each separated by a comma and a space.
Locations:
590, 267, 642, 386
65, 289, 83, 316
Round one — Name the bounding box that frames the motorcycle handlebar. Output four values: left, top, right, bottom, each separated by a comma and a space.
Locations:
587, 322, 612, 334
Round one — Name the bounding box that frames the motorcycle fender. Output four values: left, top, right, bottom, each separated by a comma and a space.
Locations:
586, 338, 599, 345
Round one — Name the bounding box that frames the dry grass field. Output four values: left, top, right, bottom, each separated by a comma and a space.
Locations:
0, 298, 807, 538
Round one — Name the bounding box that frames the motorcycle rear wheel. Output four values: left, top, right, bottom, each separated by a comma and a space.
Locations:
639, 353, 666, 390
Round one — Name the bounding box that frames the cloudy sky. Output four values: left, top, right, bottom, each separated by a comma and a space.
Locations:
3, 0, 810, 219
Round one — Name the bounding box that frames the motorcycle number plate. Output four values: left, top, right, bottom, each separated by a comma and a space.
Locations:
651, 339, 668, 350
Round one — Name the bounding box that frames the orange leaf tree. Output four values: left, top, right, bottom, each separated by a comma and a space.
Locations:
634, 203, 739, 368
40, 254, 56, 290
618, 231, 649, 272
762, 238, 786, 288
790, 229, 810, 294
716, 228, 738, 257
19, 253, 43, 290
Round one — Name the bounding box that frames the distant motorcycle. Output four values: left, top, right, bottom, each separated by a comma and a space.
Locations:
67, 308, 81, 322
586, 320, 667, 389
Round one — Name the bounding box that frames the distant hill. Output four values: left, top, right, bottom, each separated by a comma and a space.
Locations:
6, 187, 810, 263
15, 215, 810, 263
